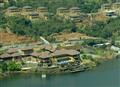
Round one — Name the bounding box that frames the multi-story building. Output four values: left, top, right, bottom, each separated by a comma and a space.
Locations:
22, 6, 33, 16
6, 6, 20, 16
69, 7, 81, 17
112, 2, 120, 15
27, 12, 39, 21
56, 7, 69, 19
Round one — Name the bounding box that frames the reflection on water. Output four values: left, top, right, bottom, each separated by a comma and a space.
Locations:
0, 59, 120, 87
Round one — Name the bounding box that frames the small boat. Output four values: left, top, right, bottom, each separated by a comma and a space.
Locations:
41, 74, 46, 78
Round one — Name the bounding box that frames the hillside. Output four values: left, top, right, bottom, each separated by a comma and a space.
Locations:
0, 32, 34, 44
0, 0, 120, 43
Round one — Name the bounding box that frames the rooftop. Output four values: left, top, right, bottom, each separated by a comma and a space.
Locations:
0, 53, 28, 59
31, 49, 80, 59
37, 6, 47, 10
57, 7, 68, 10
29, 12, 39, 16
23, 6, 32, 9
8, 6, 18, 10
70, 7, 80, 10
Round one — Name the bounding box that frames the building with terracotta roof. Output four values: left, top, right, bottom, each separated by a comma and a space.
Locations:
31, 49, 80, 67
0, 45, 80, 68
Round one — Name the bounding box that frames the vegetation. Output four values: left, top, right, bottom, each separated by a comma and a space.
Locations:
0, 0, 120, 40
6, 16, 73, 38
7, 61, 22, 71
79, 17, 120, 39
0, 62, 7, 72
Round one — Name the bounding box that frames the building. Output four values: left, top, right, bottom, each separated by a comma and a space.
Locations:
36, 7, 48, 19
51, 49, 80, 66
0, 45, 80, 69
6, 6, 20, 16
101, 4, 112, 11
0, 53, 29, 62
27, 12, 39, 20
0, 0, 4, 7
22, 6, 33, 16
56, 7, 69, 19
31, 52, 52, 67
36, 6, 54, 20
37, 7, 48, 14
112, 2, 120, 15
100, 3, 117, 18
112, 2, 120, 9
31, 49, 80, 68
69, 7, 81, 17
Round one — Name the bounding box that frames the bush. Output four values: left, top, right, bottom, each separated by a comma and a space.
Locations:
7, 61, 22, 71
0, 62, 7, 72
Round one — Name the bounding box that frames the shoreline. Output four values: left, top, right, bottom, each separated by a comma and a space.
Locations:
0, 54, 118, 79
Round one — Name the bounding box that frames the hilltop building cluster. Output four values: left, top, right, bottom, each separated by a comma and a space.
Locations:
2, 2, 120, 25
5, 6, 53, 21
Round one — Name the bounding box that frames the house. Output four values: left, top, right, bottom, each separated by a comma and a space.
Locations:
112, 3, 120, 15
22, 6, 33, 16
101, 4, 112, 11
0, 53, 29, 62
42, 12, 54, 20
100, 4, 117, 18
56, 7, 69, 19
37, 7, 50, 19
18, 47, 34, 55
31, 49, 80, 68
7, 47, 34, 55
69, 7, 81, 16
51, 49, 80, 66
112, 3, 120, 9
27, 12, 39, 20
6, 6, 20, 16
0, 0, 4, 7
37, 7, 48, 14
31, 52, 52, 67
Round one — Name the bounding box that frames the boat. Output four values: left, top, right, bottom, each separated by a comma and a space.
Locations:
41, 74, 46, 78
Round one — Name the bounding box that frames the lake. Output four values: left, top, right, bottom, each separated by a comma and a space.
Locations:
0, 59, 120, 87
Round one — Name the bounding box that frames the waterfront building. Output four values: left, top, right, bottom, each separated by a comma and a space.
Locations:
31, 49, 80, 68
51, 49, 80, 66
31, 52, 52, 67
0, 45, 80, 69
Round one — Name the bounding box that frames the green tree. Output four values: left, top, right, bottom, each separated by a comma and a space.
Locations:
7, 61, 22, 71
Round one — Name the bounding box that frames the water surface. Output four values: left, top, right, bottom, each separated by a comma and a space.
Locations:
0, 59, 120, 87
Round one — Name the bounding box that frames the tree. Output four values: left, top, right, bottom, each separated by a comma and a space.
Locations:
0, 62, 7, 72
7, 61, 22, 71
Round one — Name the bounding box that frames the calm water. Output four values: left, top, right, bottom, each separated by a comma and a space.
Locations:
0, 59, 120, 87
